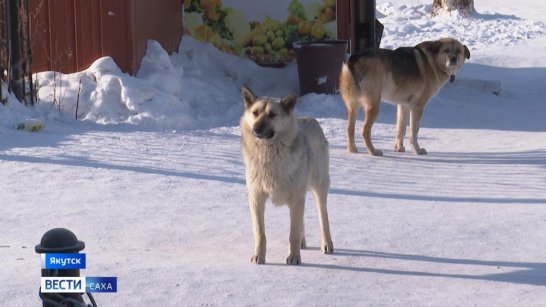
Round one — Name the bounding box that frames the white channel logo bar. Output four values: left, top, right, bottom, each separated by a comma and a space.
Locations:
40, 277, 86, 293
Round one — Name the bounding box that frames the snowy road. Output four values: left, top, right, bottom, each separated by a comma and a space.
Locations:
2, 117, 546, 306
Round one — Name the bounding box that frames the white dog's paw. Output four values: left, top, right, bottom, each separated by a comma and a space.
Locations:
300, 237, 307, 249
321, 242, 334, 254
394, 144, 405, 152
286, 253, 301, 265
251, 254, 265, 264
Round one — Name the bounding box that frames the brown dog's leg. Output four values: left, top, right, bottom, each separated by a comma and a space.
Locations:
395, 105, 409, 152
362, 102, 383, 156
346, 105, 358, 153
409, 105, 427, 155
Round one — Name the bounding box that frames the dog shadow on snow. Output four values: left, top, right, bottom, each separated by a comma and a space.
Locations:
297, 248, 546, 286
328, 148, 546, 205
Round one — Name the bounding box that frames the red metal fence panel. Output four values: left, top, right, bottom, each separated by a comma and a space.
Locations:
99, 0, 132, 72
26, 0, 182, 75
132, 0, 183, 73
74, 0, 102, 72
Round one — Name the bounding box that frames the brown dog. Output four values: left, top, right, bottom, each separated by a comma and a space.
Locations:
339, 38, 470, 155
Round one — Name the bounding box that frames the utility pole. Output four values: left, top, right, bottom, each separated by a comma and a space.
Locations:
352, 0, 383, 53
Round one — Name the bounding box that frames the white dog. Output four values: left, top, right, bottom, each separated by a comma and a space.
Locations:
240, 86, 334, 265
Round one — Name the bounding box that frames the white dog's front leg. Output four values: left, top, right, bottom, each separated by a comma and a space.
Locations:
312, 186, 334, 254
286, 197, 305, 265
395, 105, 409, 152
410, 106, 427, 155
249, 193, 267, 264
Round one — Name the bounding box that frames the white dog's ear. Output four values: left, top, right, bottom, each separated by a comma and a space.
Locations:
242, 86, 257, 109
280, 94, 298, 112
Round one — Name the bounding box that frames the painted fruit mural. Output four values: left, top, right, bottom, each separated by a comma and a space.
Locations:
184, 0, 337, 66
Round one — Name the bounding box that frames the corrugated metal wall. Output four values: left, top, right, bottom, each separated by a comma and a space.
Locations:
29, 0, 182, 74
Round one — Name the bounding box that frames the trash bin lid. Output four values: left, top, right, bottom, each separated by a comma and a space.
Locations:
35, 228, 85, 253
292, 40, 348, 49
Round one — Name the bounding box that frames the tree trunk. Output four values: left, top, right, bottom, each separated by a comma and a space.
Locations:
2, 0, 34, 104
7, 0, 25, 101
432, 0, 475, 16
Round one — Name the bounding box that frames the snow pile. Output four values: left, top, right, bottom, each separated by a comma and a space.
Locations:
34, 43, 194, 130
20, 38, 298, 131
0, 92, 32, 129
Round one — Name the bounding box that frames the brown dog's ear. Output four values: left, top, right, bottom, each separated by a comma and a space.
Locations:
280, 94, 298, 113
429, 41, 443, 54
417, 40, 443, 54
242, 86, 257, 110
464, 45, 470, 59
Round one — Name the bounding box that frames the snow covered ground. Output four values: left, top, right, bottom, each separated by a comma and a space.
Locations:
1, 1, 546, 306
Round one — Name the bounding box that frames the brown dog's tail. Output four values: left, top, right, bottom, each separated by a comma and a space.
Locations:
339, 63, 359, 105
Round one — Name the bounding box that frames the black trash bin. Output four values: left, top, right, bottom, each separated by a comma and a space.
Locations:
292, 40, 348, 95
35, 228, 97, 307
